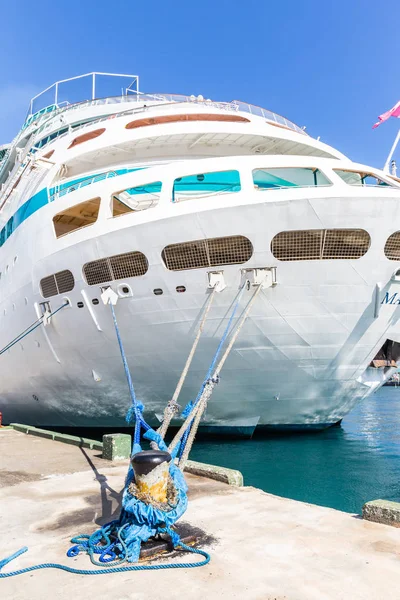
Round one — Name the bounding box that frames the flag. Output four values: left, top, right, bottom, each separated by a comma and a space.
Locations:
373, 101, 400, 129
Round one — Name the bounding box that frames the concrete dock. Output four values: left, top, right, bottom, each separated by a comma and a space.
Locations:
1, 429, 400, 600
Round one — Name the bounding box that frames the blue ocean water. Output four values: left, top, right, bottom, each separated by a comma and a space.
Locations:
189, 386, 400, 514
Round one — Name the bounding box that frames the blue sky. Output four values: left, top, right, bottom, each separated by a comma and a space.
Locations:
0, 0, 399, 167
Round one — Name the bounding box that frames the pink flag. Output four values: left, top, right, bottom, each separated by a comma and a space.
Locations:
373, 101, 400, 129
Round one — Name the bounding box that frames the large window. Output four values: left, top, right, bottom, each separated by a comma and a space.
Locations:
112, 182, 162, 216
53, 198, 101, 238
40, 270, 75, 298
385, 232, 400, 260
172, 170, 241, 202
83, 251, 149, 285
271, 229, 371, 261
253, 167, 331, 190
334, 169, 393, 187
162, 235, 253, 271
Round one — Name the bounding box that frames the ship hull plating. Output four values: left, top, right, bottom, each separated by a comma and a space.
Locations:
2, 193, 400, 431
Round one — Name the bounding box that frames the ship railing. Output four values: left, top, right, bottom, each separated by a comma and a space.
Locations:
50, 170, 118, 201
14, 91, 308, 164
231, 100, 306, 135
30, 93, 307, 142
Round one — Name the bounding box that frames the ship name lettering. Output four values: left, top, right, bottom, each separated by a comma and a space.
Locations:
381, 292, 400, 305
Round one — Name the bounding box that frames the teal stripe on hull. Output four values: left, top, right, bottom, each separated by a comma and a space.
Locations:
0, 167, 147, 248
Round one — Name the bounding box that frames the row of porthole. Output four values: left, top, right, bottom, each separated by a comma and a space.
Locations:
38, 228, 400, 299
0, 256, 18, 280
74, 287, 185, 308
3, 296, 29, 316
2, 286, 185, 315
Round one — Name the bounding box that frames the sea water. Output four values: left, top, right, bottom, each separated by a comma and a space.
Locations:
190, 386, 400, 513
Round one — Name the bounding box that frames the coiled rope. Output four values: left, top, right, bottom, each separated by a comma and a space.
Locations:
0, 541, 210, 578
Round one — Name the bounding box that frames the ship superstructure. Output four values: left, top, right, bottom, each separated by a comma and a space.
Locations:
1, 72, 400, 433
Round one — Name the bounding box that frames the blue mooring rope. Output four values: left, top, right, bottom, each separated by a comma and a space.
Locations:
0, 296, 219, 577
109, 302, 151, 448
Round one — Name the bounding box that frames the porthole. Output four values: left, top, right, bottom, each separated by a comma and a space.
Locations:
13, 256, 17, 265
197, 174, 205, 182
117, 283, 133, 298
24, 297, 28, 305
153, 288, 163, 295
92, 298, 100, 305
77, 301, 84, 308
176, 286, 186, 293
5, 265, 9, 273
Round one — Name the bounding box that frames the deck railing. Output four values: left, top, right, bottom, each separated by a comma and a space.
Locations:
49, 170, 118, 201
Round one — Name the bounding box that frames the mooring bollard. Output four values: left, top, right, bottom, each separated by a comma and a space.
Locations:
131, 450, 172, 503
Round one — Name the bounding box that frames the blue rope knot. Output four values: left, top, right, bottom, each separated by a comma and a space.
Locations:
181, 401, 194, 418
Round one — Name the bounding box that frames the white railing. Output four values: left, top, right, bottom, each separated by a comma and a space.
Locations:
26, 93, 307, 143
231, 101, 305, 135
50, 170, 118, 201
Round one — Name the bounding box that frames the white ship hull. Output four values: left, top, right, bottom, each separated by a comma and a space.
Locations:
1, 74, 400, 433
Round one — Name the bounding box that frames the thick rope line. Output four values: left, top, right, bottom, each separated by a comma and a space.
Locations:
0, 302, 69, 356
211, 283, 263, 377
0, 543, 210, 578
158, 286, 217, 440
168, 285, 247, 456
178, 284, 264, 469
178, 384, 214, 468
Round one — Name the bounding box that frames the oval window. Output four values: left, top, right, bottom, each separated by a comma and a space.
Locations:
68, 128, 106, 149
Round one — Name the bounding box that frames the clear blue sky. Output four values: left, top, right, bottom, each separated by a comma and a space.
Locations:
1, 0, 399, 168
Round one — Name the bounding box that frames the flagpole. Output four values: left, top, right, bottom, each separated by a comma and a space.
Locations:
384, 127, 400, 173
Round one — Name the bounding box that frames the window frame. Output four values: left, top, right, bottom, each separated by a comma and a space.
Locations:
252, 166, 333, 191
111, 181, 163, 217
271, 228, 371, 261
172, 169, 241, 203
53, 197, 101, 239
333, 168, 396, 188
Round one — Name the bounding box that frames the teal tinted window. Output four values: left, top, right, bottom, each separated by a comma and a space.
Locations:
334, 169, 393, 187
173, 170, 241, 202
253, 167, 331, 190
113, 182, 162, 216
125, 181, 162, 196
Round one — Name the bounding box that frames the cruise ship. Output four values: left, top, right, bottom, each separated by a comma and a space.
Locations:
1, 71, 400, 434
